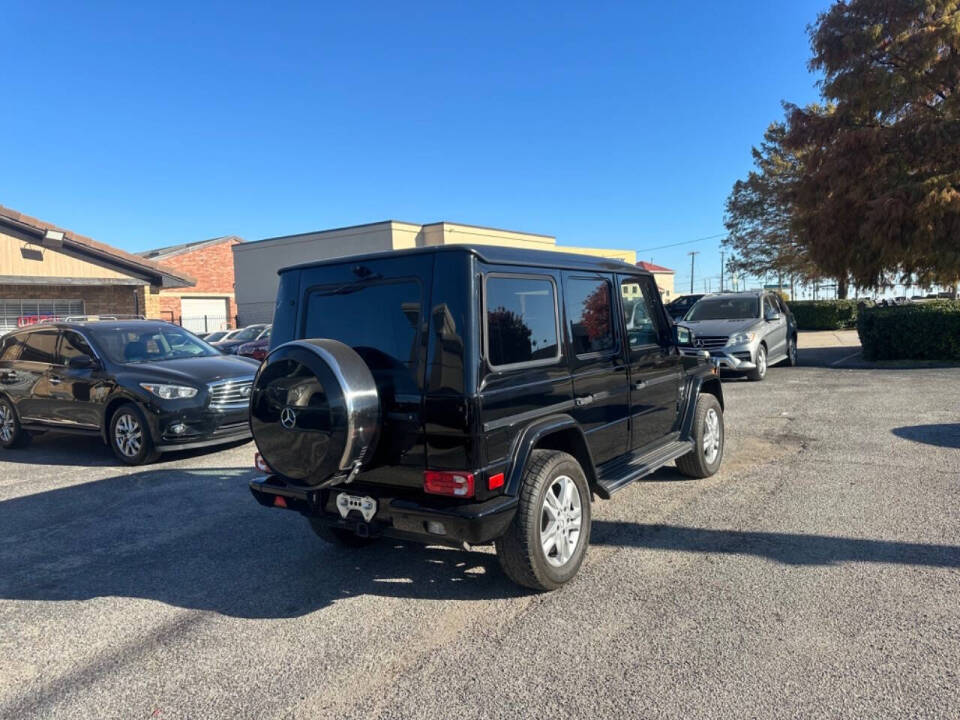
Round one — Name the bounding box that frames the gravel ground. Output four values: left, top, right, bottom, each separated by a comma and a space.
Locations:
1, 349, 958, 719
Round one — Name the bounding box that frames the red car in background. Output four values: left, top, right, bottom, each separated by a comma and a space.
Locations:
237, 333, 270, 362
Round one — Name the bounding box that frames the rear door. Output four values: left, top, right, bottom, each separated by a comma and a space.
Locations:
562, 271, 629, 464
619, 275, 682, 450
12, 329, 60, 423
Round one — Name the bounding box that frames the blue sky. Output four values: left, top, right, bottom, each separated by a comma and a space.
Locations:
2, 1, 827, 288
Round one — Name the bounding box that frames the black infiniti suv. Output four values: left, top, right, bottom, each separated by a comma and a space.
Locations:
0, 320, 259, 464
247, 245, 725, 591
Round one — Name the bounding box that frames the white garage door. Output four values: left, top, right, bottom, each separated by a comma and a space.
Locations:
180, 298, 229, 333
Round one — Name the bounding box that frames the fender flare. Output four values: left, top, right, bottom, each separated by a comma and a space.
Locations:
504, 414, 598, 496
679, 374, 724, 439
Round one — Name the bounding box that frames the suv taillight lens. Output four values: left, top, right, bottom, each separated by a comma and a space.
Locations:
424, 471, 474, 498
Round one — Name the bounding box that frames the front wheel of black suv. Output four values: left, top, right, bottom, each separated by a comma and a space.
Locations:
308, 517, 378, 548
0, 396, 30, 449
108, 403, 160, 465
676, 393, 724, 479
495, 450, 592, 591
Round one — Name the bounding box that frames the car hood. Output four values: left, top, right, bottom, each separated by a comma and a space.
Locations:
118, 355, 259, 385
679, 318, 763, 337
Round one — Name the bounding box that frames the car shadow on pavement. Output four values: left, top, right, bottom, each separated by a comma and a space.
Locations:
2, 432, 253, 467
0, 467, 524, 619
891, 423, 960, 449
590, 521, 960, 568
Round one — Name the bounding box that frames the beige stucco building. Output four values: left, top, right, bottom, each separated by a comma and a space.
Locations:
0, 204, 193, 333
233, 221, 641, 323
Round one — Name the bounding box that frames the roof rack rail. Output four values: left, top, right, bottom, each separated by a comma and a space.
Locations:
37, 314, 147, 324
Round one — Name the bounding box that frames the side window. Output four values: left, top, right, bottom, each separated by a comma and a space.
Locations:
565, 276, 615, 356
485, 275, 559, 368
764, 296, 778, 317
59, 331, 95, 364
19, 330, 58, 364
0, 334, 22, 362
620, 278, 664, 348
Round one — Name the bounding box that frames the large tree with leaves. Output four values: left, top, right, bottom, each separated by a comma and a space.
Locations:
723, 121, 821, 290
786, 0, 960, 293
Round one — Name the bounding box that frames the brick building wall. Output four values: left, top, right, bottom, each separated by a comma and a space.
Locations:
154, 237, 241, 326
0, 284, 153, 317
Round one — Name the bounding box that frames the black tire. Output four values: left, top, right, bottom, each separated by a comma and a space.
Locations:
0, 396, 30, 449
308, 517, 378, 548
676, 393, 724, 479
108, 403, 160, 465
746, 343, 767, 381
782, 334, 798, 367
495, 450, 591, 591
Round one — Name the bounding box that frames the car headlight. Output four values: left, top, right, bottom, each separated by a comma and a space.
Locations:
727, 332, 756, 347
139, 383, 198, 400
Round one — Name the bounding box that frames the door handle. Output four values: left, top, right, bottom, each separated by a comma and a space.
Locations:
574, 394, 595, 407
49, 376, 62, 386
633, 380, 646, 390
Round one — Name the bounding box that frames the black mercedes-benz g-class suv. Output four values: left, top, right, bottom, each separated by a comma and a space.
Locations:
249, 245, 724, 590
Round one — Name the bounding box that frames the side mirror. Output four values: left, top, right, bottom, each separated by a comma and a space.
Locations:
68, 354, 95, 369
765, 310, 782, 322
674, 325, 694, 347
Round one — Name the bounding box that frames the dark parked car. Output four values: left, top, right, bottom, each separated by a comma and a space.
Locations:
665, 293, 706, 320
210, 324, 270, 355
0, 320, 259, 464
248, 245, 724, 590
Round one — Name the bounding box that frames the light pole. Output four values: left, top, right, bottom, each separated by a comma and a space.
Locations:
687, 251, 699, 294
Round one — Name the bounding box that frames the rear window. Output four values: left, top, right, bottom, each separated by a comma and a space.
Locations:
485, 275, 560, 368
304, 280, 422, 370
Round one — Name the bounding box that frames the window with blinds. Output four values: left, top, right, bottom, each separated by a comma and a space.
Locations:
0, 299, 85, 333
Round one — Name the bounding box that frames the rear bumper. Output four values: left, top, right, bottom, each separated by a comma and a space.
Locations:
249, 475, 518, 545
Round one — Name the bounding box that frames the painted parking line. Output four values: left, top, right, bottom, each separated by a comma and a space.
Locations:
830, 350, 862, 366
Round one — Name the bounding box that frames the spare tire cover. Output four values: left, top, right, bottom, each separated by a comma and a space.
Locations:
250, 339, 380, 485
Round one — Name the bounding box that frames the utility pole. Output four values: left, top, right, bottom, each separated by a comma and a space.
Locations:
687, 251, 699, 294
720, 250, 724, 293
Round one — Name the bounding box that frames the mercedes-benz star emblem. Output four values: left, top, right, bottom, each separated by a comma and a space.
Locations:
695, 338, 704, 348
240, 385, 251, 399
280, 407, 297, 429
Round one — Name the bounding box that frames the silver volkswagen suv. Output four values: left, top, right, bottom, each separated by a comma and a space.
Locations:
679, 292, 797, 380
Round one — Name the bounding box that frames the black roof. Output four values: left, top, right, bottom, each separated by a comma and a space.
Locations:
279, 244, 646, 276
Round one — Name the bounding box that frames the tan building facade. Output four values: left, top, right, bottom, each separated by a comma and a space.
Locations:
233, 221, 639, 323
0, 204, 193, 333
636, 261, 676, 301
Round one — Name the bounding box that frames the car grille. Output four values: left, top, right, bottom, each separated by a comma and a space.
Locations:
696, 335, 729, 350
208, 378, 254, 409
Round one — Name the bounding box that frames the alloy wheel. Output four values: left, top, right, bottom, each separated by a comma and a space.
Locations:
703, 407, 721, 464
114, 413, 143, 458
0, 402, 13, 443
757, 346, 767, 376
789, 338, 797, 365
540, 474, 583, 567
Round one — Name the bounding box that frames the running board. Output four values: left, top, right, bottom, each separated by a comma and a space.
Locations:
594, 439, 694, 499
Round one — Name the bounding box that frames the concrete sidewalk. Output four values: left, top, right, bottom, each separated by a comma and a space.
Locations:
797, 329, 860, 349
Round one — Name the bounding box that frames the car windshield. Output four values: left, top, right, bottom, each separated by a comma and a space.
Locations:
230, 326, 265, 342
686, 297, 760, 321
88, 324, 220, 364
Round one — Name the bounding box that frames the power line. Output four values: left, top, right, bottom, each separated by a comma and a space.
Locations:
635, 232, 727, 254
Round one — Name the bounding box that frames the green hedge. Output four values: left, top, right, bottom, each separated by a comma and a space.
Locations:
857, 301, 960, 361
786, 300, 864, 330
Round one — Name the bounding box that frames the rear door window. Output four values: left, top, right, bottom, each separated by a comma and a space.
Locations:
304, 280, 422, 370
484, 275, 560, 368
0, 334, 22, 362
18, 330, 58, 364
565, 276, 616, 357
59, 331, 96, 364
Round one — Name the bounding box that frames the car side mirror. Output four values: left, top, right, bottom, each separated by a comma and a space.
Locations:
765, 310, 782, 322
68, 354, 96, 369
674, 325, 694, 347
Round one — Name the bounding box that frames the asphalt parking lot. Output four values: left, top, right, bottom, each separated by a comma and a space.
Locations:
1, 347, 958, 719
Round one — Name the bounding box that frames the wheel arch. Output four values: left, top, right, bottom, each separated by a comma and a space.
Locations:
505, 415, 597, 497
101, 393, 145, 444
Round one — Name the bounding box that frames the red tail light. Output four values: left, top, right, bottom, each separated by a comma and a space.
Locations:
488, 472, 505, 490
424, 470, 475, 498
